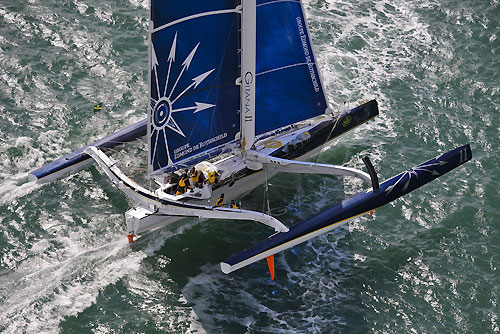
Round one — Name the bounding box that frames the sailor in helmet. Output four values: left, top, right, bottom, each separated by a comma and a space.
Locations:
176, 170, 189, 195
190, 167, 205, 188
215, 193, 224, 206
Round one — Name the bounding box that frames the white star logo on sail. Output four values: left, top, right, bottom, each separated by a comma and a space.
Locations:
385, 160, 448, 195
150, 32, 216, 166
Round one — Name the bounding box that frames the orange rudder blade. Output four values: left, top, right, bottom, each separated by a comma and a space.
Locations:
266, 255, 275, 280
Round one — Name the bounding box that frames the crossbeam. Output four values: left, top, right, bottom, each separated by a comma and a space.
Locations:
245, 151, 372, 185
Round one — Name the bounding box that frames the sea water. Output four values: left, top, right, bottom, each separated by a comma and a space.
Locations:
0, 0, 498, 333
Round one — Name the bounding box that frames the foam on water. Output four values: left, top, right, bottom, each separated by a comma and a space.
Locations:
0, 203, 145, 333
1, 2, 149, 332
304, 0, 433, 105
0, 177, 207, 333
182, 226, 356, 333
1, 0, 499, 332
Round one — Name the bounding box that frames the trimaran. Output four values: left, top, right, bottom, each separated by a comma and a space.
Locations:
29, 0, 472, 279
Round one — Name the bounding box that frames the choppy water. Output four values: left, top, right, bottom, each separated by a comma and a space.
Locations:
1, 0, 499, 333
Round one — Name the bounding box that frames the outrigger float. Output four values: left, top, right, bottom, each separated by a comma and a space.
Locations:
30, 0, 471, 278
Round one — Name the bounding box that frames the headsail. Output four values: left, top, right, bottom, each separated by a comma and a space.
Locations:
149, 1, 241, 173
255, 0, 329, 135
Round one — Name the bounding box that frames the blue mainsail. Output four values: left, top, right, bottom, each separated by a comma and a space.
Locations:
149, 0, 329, 172
255, 0, 328, 135
149, 1, 241, 172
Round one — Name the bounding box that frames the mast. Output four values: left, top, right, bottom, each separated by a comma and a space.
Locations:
240, 0, 256, 151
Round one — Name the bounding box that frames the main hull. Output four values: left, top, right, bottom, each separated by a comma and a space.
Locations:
126, 168, 277, 235
122, 101, 379, 236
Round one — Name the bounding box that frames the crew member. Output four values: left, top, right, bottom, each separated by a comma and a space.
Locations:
166, 173, 179, 194
93, 103, 102, 112
231, 200, 239, 209
176, 174, 188, 195
215, 193, 224, 206
205, 170, 218, 184
190, 167, 205, 188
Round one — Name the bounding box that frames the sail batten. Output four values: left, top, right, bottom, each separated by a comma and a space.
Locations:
256, 62, 308, 76
153, 8, 241, 33
256, 0, 301, 6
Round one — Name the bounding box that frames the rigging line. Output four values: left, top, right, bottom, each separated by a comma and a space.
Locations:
262, 168, 267, 214
262, 169, 266, 214
262, 182, 288, 216
264, 168, 271, 216
298, 173, 302, 216
314, 107, 345, 164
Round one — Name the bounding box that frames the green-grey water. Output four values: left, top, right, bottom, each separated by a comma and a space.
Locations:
1, 0, 499, 333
